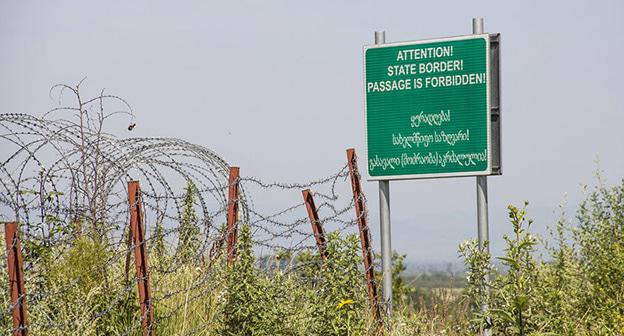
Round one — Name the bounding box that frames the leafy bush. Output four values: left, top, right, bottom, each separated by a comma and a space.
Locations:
219, 226, 372, 336
313, 231, 370, 336
488, 203, 543, 335
177, 181, 201, 263
574, 180, 624, 333
459, 239, 492, 333
27, 236, 138, 335
460, 178, 624, 336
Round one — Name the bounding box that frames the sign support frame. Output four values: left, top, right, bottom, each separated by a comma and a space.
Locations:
473, 17, 492, 336
368, 18, 501, 324
374, 31, 394, 318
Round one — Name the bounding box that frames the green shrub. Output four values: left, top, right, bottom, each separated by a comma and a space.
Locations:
460, 178, 624, 336
312, 232, 370, 336
488, 203, 544, 335
27, 236, 138, 335
220, 223, 310, 335
458, 239, 492, 334
574, 179, 624, 334
177, 181, 201, 263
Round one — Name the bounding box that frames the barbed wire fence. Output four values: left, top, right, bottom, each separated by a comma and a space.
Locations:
0, 83, 380, 335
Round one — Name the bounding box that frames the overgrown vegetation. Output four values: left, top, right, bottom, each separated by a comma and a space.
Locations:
1, 177, 623, 335
461, 179, 624, 335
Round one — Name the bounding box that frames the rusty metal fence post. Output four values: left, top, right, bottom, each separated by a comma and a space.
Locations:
302, 189, 328, 262
346, 148, 381, 320
128, 181, 155, 336
226, 167, 240, 266
4, 222, 28, 336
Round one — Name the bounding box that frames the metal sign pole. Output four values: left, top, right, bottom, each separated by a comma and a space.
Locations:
473, 17, 491, 336
375, 31, 394, 317
476, 176, 489, 254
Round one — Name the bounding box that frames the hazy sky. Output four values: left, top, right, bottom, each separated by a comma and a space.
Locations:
1, 1, 623, 263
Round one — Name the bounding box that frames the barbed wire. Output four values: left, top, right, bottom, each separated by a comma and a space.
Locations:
0, 84, 379, 335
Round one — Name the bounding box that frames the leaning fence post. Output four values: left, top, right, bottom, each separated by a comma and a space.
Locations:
302, 189, 328, 262
226, 167, 240, 266
128, 181, 155, 336
346, 148, 381, 320
4, 222, 28, 336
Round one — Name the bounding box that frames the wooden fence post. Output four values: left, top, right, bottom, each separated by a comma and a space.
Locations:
302, 189, 328, 262
226, 167, 240, 266
4, 222, 28, 336
128, 181, 155, 336
346, 148, 381, 319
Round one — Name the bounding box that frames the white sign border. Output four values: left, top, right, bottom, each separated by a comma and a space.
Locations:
363, 33, 491, 181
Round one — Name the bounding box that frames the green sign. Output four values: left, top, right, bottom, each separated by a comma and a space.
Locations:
364, 34, 491, 180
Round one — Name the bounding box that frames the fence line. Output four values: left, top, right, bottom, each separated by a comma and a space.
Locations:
4, 222, 28, 336
347, 148, 381, 321
128, 181, 154, 336
0, 85, 382, 334
302, 189, 328, 262
226, 167, 240, 266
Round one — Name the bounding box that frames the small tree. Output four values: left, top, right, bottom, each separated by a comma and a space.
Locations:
220, 223, 260, 335
489, 203, 542, 335
151, 220, 168, 265
459, 239, 492, 333
177, 181, 200, 262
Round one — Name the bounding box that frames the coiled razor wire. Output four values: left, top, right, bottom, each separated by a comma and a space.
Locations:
0, 83, 374, 335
